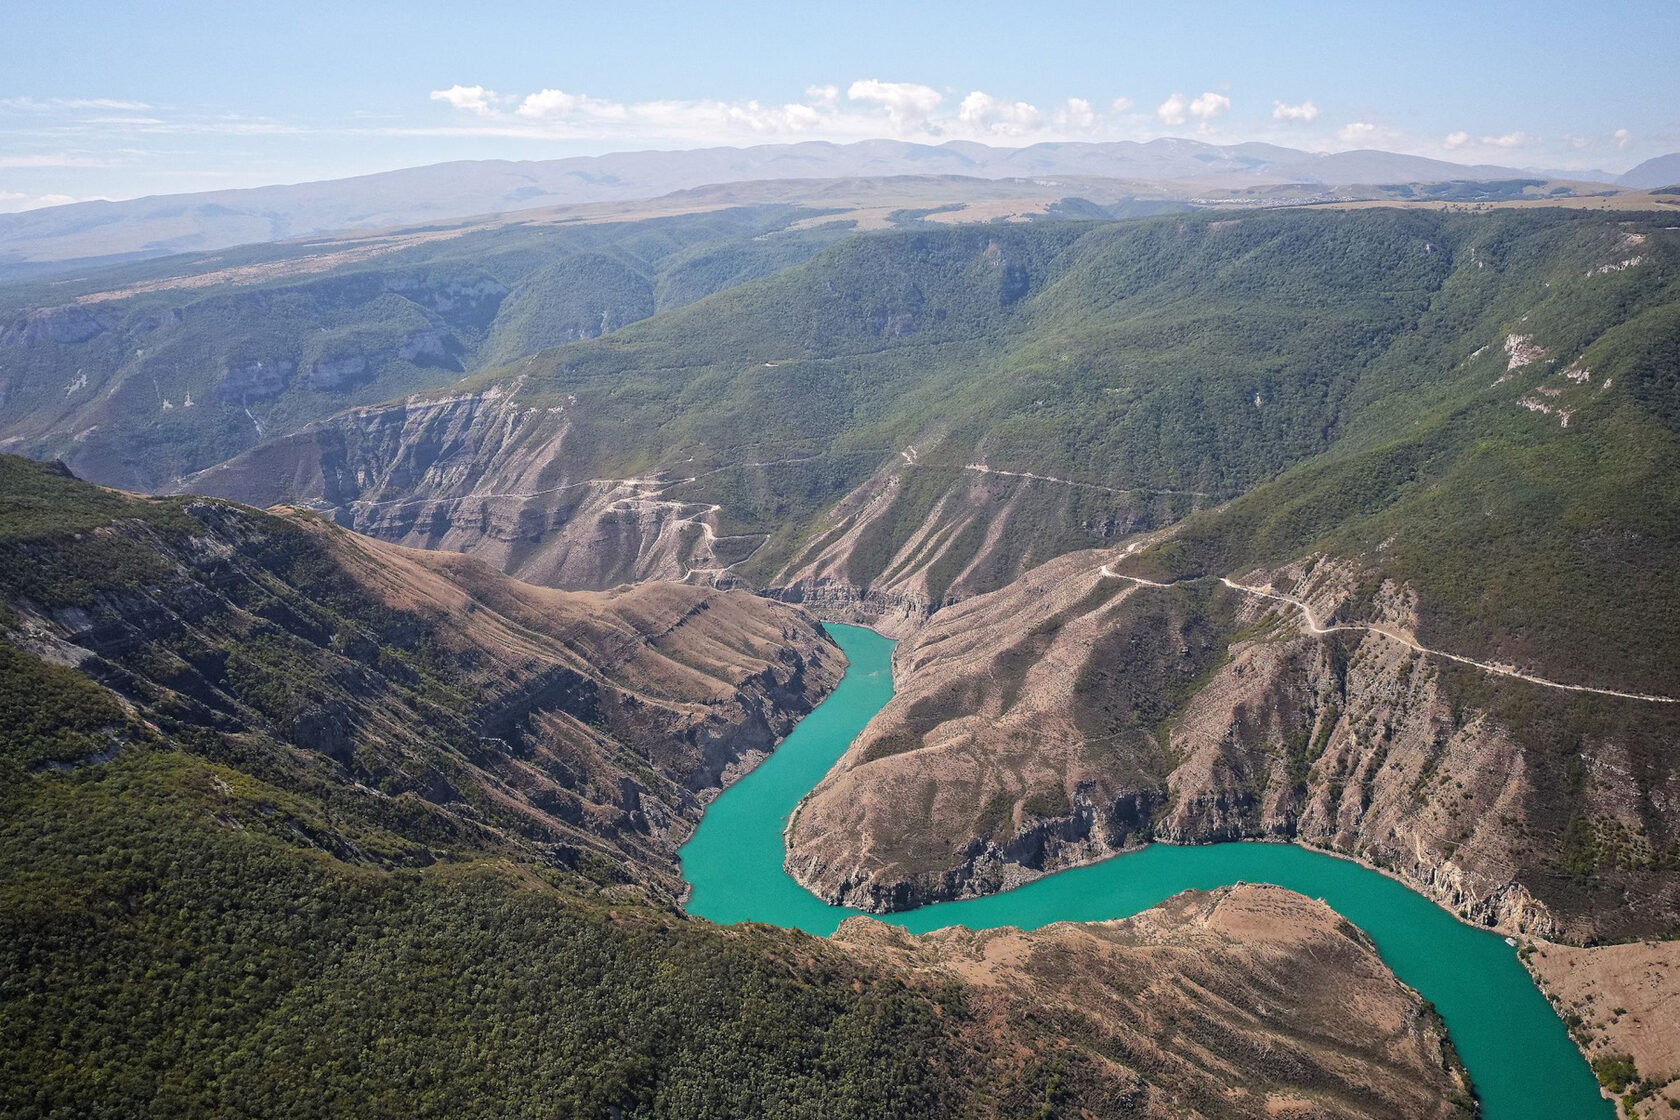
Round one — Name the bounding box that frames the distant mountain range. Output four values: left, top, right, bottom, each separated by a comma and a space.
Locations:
1619, 152, 1680, 189
0, 137, 1641, 270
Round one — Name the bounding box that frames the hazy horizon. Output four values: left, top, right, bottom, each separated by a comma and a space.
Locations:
4, 0, 1676, 212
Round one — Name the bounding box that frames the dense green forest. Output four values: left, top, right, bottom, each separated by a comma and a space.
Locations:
0, 206, 857, 489
1, 750, 963, 1119
0, 455, 973, 1118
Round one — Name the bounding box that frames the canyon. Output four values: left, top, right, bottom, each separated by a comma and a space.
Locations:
7, 197, 1680, 1117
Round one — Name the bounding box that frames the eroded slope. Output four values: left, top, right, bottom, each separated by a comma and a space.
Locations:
787, 532, 1679, 941
840, 884, 1473, 1120
0, 453, 837, 899
782, 213, 1680, 941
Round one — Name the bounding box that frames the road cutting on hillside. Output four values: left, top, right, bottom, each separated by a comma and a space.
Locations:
1099, 563, 1680, 705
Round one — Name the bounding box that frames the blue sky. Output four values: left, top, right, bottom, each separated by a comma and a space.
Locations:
2, 0, 1675, 210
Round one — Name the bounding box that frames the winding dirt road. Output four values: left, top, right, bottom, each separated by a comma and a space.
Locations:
1098, 563, 1679, 705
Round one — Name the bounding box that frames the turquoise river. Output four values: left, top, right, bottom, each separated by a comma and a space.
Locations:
680, 623, 1611, 1119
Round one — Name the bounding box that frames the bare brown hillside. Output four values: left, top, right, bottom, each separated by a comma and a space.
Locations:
1527, 939, 1680, 1117
786, 544, 1680, 941
840, 884, 1473, 1120
0, 456, 839, 901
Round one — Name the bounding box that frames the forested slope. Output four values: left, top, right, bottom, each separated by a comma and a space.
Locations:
0, 206, 851, 489
183, 209, 1680, 657
773, 211, 1680, 939
0, 455, 1471, 1119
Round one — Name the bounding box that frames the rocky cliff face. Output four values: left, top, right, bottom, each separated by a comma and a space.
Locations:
214, 358, 296, 403
179, 389, 734, 591
178, 369, 1680, 941
761, 444, 1190, 626
187, 392, 1186, 624
765, 577, 935, 639
785, 546, 1680, 941
188, 389, 1649, 937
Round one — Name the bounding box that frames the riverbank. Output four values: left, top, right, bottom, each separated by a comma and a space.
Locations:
680, 621, 1614, 1120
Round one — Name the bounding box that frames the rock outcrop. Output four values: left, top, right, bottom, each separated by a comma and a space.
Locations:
179, 390, 736, 591
785, 545, 1680, 941
213, 357, 296, 403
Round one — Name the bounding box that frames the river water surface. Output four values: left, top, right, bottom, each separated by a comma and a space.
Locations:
681, 623, 1610, 1120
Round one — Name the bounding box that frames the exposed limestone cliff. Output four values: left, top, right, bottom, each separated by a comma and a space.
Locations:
179, 390, 731, 591
785, 545, 1680, 941
766, 577, 934, 639
185, 390, 1191, 650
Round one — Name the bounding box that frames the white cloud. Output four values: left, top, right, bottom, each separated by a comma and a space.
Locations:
1055, 97, 1096, 131
0, 189, 81, 212
516, 88, 627, 121
1443, 131, 1470, 150
1613, 127, 1631, 148
516, 88, 579, 118
1481, 131, 1533, 148
846, 79, 942, 132
420, 79, 1226, 147
1272, 100, 1319, 123
717, 100, 824, 134
1158, 91, 1228, 128
1338, 121, 1381, 144
0, 96, 151, 112
956, 90, 1043, 136
513, 89, 824, 135
1189, 92, 1230, 121
429, 84, 498, 116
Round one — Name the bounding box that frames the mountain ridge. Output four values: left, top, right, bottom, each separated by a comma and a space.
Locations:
144, 204, 1680, 946
1618, 152, 1680, 189
0, 136, 1599, 268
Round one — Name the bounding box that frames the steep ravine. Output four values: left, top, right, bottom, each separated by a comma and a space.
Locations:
181, 383, 1680, 941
